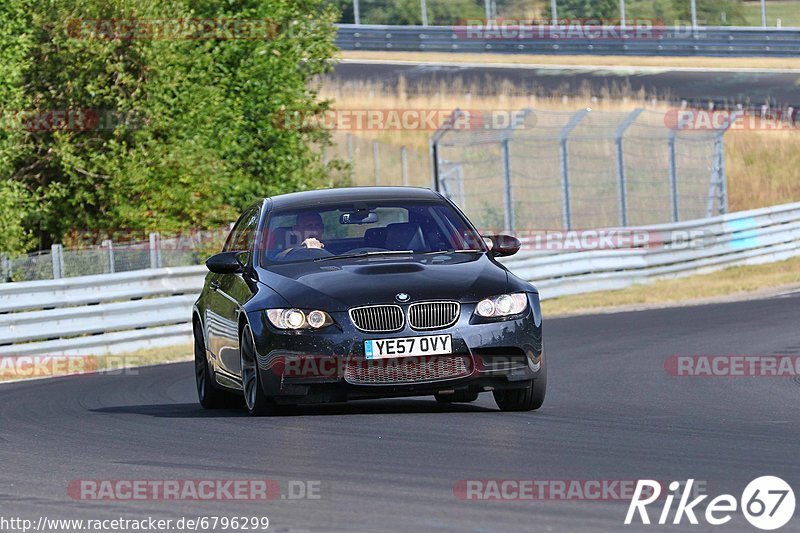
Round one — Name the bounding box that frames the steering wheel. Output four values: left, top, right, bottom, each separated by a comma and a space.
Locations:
281, 247, 334, 261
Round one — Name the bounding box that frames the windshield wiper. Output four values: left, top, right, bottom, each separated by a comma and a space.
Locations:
421, 249, 483, 254
314, 250, 415, 262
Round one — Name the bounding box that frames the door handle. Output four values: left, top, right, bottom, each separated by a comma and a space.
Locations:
210, 280, 220, 291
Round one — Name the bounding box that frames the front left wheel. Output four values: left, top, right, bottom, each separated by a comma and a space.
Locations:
195, 325, 229, 409
240, 323, 275, 416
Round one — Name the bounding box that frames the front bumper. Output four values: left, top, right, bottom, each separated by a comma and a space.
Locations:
247, 293, 544, 404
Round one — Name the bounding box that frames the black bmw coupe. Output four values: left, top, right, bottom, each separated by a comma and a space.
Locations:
193, 187, 545, 415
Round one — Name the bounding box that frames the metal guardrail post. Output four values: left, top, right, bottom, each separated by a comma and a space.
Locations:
420, 0, 428, 27
558, 109, 589, 231
401, 146, 409, 187
615, 108, 644, 227
51, 244, 64, 279
103, 239, 115, 274
761, 0, 767, 27
668, 130, 679, 222
149, 232, 161, 269
550, 0, 558, 25
353, 0, 360, 25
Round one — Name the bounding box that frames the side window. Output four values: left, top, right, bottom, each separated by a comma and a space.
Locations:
224, 206, 260, 252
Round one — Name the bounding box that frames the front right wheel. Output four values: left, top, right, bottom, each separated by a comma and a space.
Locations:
493, 352, 547, 412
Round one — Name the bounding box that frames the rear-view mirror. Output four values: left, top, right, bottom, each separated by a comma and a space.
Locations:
340, 211, 379, 224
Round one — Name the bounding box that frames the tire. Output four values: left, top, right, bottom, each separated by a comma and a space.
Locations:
194, 324, 229, 409
240, 323, 275, 416
435, 391, 479, 403
493, 353, 547, 412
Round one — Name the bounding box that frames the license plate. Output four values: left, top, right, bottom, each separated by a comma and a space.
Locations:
364, 334, 452, 360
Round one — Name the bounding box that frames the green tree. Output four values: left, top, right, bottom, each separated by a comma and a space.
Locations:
1, 0, 341, 250
544, 0, 619, 20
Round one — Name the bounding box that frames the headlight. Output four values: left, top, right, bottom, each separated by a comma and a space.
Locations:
474, 293, 528, 318
266, 309, 333, 330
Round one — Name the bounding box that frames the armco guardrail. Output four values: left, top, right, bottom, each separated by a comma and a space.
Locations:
501, 201, 800, 298
0, 266, 207, 357
1, 201, 799, 357
336, 25, 800, 57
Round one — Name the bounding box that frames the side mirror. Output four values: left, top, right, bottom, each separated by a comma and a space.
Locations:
206, 251, 247, 274
485, 235, 521, 257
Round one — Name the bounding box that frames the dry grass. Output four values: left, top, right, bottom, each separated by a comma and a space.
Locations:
339, 51, 800, 70
541, 255, 800, 316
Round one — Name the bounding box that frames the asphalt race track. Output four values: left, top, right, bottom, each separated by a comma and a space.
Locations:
2, 292, 799, 531
330, 60, 800, 108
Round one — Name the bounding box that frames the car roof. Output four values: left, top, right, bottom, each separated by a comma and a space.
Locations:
266, 187, 441, 210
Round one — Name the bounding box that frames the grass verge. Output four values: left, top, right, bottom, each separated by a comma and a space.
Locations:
541, 255, 800, 317
339, 50, 800, 70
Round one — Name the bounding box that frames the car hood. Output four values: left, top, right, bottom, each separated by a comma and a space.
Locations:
256, 253, 509, 311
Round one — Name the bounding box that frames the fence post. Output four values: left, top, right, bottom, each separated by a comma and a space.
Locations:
1, 254, 10, 281
716, 132, 728, 214
103, 239, 115, 274
429, 109, 464, 192
149, 232, 162, 269
615, 108, 644, 227
420, 0, 428, 26
354, 0, 361, 25
558, 108, 589, 231
550, 0, 558, 25
347, 133, 355, 183
668, 130, 679, 222
51, 244, 64, 279
500, 138, 514, 233
372, 141, 380, 186
401, 146, 409, 187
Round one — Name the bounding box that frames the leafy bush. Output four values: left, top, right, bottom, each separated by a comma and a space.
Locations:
0, 0, 341, 251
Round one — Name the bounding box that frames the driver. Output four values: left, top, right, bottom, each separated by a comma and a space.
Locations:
293, 212, 325, 249
272, 212, 326, 260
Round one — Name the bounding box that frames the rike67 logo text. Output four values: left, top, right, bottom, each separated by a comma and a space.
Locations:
625, 477, 795, 530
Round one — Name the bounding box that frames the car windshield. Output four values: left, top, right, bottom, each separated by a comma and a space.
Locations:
260, 199, 486, 265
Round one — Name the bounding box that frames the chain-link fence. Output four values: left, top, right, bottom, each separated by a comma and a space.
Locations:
1, 231, 226, 283
432, 107, 727, 231
330, 0, 797, 28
